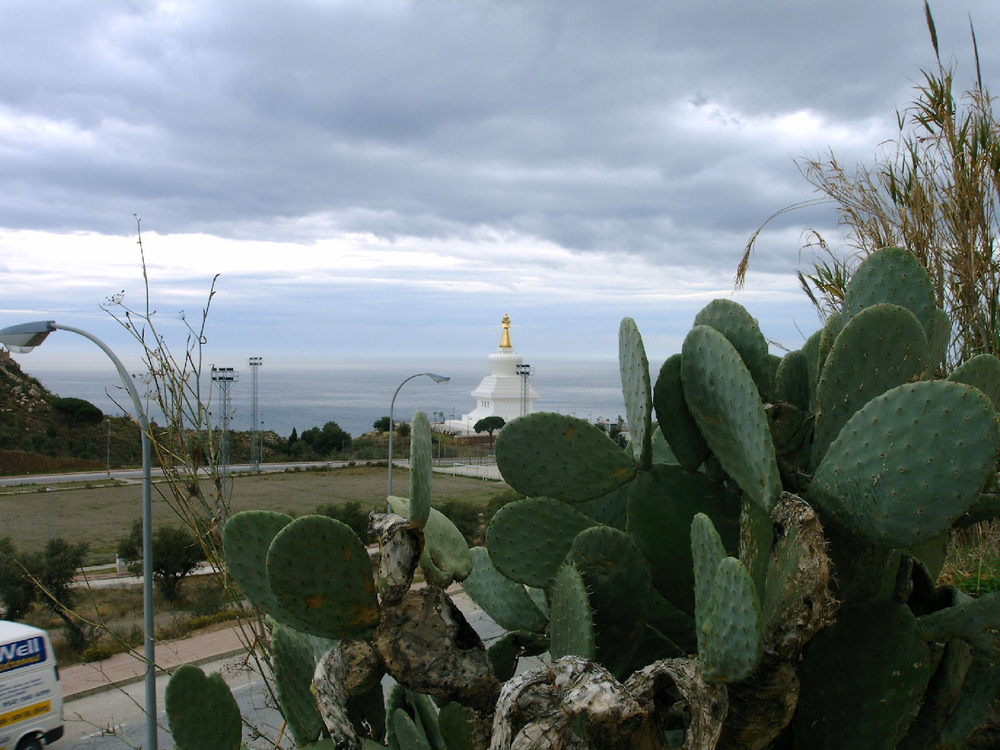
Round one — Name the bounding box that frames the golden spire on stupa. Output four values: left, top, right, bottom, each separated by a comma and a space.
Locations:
500, 313, 513, 349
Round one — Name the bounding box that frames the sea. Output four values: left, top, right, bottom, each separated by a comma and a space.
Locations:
24, 357, 648, 439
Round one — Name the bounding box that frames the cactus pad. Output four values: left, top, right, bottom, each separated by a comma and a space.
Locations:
266, 515, 380, 639
548, 562, 595, 660
795, 600, 935, 749
698, 556, 764, 683
391, 708, 433, 750
409, 410, 433, 527
495, 412, 636, 501
388, 496, 473, 583
569, 524, 653, 676
774, 348, 811, 411
627, 465, 739, 614
437, 702, 478, 750
694, 298, 774, 401
223, 510, 293, 613
948, 353, 1000, 411
166, 665, 243, 750
916, 592, 1000, 657
817, 310, 846, 373
619, 317, 654, 468
843, 247, 937, 336
462, 546, 547, 633
927, 307, 951, 370
653, 353, 711, 470
486, 497, 596, 587
386, 686, 442, 750
488, 630, 549, 681
573, 483, 629, 530
812, 303, 929, 466
811, 380, 999, 547
682, 324, 781, 512
271, 622, 325, 746
691, 513, 727, 635
802, 328, 823, 412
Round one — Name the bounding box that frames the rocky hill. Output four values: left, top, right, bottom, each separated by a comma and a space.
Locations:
0, 349, 142, 475
0, 350, 291, 476
0, 349, 49, 418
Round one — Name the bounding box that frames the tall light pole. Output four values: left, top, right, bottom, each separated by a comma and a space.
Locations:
248, 357, 262, 472
387, 372, 449, 496
211, 366, 238, 503
0, 320, 159, 750
516, 363, 533, 417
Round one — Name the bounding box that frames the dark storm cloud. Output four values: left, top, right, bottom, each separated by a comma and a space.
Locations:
1, 0, 998, 272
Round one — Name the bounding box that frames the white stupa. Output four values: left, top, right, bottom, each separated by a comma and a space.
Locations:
445, 314, 539, 435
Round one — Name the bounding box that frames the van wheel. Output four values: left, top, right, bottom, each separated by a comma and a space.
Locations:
17, 737, 44, 750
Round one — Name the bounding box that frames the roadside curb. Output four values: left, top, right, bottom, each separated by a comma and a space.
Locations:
63, 646, 248, 701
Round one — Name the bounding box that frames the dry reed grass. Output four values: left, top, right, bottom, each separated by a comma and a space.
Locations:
740, 2, 1000, 369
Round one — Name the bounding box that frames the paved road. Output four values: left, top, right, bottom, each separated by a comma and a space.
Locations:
0, 461, 352, 487
0, 459, 501, 488
62, 653, 267, 750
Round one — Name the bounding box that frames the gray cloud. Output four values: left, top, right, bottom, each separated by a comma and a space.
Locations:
1, 0, 997, 273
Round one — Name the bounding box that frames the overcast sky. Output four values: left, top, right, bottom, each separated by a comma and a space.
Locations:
1, 0, 997, 371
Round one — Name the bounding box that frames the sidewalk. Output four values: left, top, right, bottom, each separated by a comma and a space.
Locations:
61, 625, 248, 701
61, 584, 488, 702
394, 459, 504, 481
432, 463, 503, 480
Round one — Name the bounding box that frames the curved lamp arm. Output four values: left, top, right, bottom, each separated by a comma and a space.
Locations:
387, 372, 449, 497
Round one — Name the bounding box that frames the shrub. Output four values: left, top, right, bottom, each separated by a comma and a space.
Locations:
117, 520, 202, 601
51, 396, 104, 425
316, 501, 374, 542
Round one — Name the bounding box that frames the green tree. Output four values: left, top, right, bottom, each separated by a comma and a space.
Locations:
474, 416, 506, 438
0, 537, 36, 620
51, 396, 104, 425
373, 416, 391, 432
35, 538, 90, 651
0, 537, 90, 650
300, 421, 352, 455
118, 520, 203, 601
288, 427, 298, 446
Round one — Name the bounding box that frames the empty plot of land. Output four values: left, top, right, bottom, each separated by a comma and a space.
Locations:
0, 465, 507, 562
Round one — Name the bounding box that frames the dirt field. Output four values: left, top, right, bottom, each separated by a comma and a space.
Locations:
0, 465, 508, 562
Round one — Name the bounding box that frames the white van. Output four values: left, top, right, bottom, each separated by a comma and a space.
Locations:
0, 622, 63, 750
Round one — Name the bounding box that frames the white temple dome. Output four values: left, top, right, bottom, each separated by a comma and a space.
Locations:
444, 314, 539, 434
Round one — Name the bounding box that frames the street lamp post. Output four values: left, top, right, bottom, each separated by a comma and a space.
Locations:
0, 321, 159, 750
387, 372, 449, 497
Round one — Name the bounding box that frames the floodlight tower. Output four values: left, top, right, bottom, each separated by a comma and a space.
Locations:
249, 356, 263, 472
516, 363, 533, 417
212, 366, 238, 498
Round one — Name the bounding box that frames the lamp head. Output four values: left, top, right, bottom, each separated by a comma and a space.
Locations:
0, 321, 56, 353
427, 372, 450, 383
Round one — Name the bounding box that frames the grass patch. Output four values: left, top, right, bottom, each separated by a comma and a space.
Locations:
0, 464, 508, 565
940, 521, 1000, 597
5, 465, 514, 663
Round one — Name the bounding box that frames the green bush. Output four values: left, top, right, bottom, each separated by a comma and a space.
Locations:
117, 520, 203, 601
438, 490, 522, 546
316, 501, 374, 542
51, 396, 104, 425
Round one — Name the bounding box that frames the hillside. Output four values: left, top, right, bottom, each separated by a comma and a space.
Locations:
0, 351, 293, 475
0, 349, 142, 474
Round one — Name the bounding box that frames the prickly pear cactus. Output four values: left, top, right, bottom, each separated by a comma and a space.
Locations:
165, 247, 1000, 749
